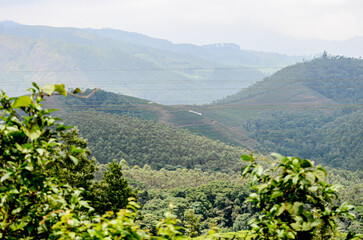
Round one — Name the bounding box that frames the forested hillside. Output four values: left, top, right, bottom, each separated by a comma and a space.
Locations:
217, 56, 363, 105
47, 56, 363, 171
201, 56, 363, 171
61, 111, 251, 172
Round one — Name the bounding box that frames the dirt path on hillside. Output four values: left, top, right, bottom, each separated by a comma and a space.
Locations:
143, 104, 172, 124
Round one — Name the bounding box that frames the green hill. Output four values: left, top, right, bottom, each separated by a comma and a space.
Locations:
60, 111, 251, 173
217, 56, 363, 105
56, 57, 361, 171
200, 56, 363, 170
46, 55, 363, 171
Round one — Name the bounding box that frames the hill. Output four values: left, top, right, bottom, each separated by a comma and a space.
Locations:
217, 56, 363, 105
0, 21, 304, 104
46, 55, 363, 171
60, 110, 252, 173
200, 56, 363, 170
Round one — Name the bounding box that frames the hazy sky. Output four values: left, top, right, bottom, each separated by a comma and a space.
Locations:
1, 0, 362, 45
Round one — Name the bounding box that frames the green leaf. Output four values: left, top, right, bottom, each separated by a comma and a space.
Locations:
22, 125, 41, 141
345, 212, 356, 220
56, 125, 73, 131
292, 158, 300, 168
301, 159, 313, 168
54, 84, 67, 97
32, 82, 40, 90
340, 202, 355, 212
69, 155, 78, 165
255, 165, 263, 176
1, 172, 12, 182
41, 84, 55, 95
241, 154, 254, 162
315, 165, 328, 181
310, 219, 322, 227
271, 152, 284, 160
276, 204, 285, 216
305, 172, 315, 184
12, 96, 32, 108
271, 191, 283, 199
70, 145, 84, 155
293, 202, 304, 215
314, 169, 326, 181
291, 223, 301, 231
241, 165, 251, 176
286, 232, 295, 239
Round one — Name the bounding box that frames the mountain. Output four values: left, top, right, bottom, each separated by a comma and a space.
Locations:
44, 56, 362, 171
217, 56, 363, 105
86, 28, 303, 74
201, 56, 363, 170
0, 21, 303, 104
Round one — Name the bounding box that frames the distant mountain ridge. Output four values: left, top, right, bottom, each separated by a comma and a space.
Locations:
0, 21, 304, 104
85, 28, 303, 73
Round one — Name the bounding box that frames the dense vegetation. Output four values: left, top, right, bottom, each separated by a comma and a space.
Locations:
242, 110, 363, 170
202, 56, 363, 171
0, 84, 362, 239
61, 111, 250, 172
241, 153, 359, 239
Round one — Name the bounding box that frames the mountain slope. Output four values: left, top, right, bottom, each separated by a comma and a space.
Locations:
86, 28, 303, 73
0, 21, 270, 104
60, 110, 252, 173
218, 56, 363, 104
200, 56, 363, 170
45, 56, 362, 170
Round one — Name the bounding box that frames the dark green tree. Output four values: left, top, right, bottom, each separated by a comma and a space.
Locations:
48, 127, 98, 203
93, 160, 137, 214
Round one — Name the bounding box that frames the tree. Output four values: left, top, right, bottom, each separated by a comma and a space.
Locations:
49, 127, 98, 202
241, 153, 360, 239
183, 209, 202, 237
92, 160, 137, 214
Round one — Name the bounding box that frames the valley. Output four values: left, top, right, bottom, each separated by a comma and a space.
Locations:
1, 21, 362, 238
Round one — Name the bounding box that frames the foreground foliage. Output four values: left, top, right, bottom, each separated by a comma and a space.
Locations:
0, 83, 91, 238
0, 84, 181, 239
241, 153, 360, 239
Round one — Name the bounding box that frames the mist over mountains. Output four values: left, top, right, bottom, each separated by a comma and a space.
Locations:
212, 19, 363, 57
0, 21, 304, 104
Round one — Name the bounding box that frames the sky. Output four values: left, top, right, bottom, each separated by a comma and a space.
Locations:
1, 0, 363, 53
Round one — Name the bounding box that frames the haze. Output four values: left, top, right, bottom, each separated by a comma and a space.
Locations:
1, 0, 363, 55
